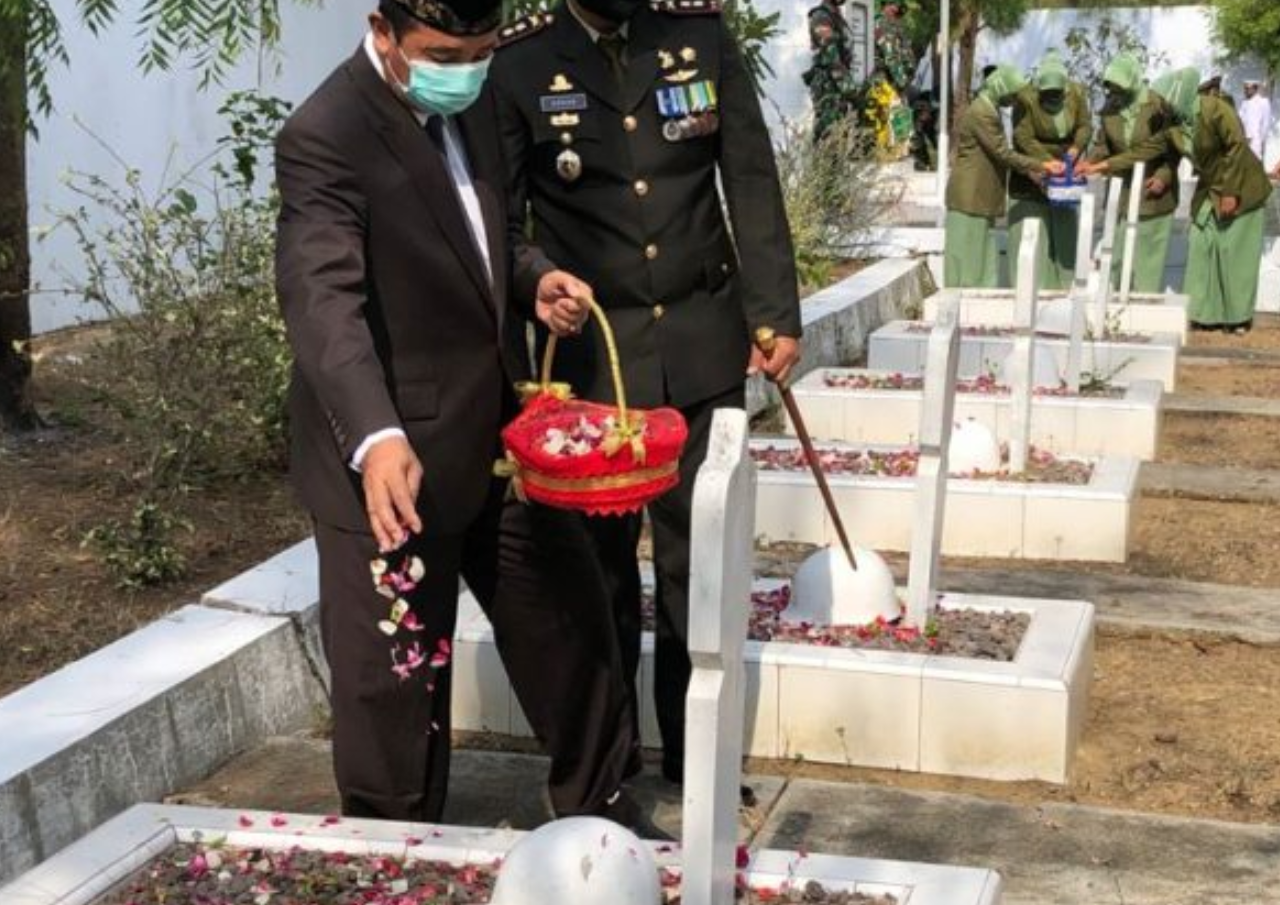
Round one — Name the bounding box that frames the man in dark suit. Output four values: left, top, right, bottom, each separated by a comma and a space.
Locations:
275, 0, 642, 825
491, 0, 803, 785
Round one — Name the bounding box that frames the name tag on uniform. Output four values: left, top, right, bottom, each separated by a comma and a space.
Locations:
540, 93, 589, 114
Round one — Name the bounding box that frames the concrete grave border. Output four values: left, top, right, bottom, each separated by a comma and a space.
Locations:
788, 368, 1164, 460
868, 321, 1180, 391
921, 291, 1189, 344
0, 804, 1004, 905
752, 438, 1139, 562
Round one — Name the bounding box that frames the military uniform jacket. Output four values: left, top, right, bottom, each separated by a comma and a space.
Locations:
491, 2, 801, 410
1119, 96, 1272, 218
1091, 90, 1181, 220
1009, 83, 1091, 202
946, 95, 1042, 220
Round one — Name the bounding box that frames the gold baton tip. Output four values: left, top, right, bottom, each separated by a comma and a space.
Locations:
755, 326, 777, 352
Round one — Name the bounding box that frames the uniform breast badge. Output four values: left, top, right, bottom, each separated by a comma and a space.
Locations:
655, 80, 720, 141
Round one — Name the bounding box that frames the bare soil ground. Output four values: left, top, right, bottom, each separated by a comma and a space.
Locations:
4, 306, 1280, 827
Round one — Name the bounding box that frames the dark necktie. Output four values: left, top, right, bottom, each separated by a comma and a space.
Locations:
598, 33, 628, 87
425, 115, 448, 160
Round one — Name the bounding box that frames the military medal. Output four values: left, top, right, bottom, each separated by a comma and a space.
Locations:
656, 80, 719, 142
556, 147, 583, 183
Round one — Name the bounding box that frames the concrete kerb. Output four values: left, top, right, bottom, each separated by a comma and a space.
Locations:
0, 603, 327, 884
745, 259, 934, 417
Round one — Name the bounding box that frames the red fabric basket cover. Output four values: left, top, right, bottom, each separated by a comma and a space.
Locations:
501, 392, 689, 516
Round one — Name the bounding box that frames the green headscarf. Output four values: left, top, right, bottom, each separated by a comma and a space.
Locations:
1036, 51, 1071, 136
980, 65, 1029, 107
1102, 53, 1143, 93
1036, 51, 1069, 92
1153, 67, 1203, 158
1103, 52, 1148, 144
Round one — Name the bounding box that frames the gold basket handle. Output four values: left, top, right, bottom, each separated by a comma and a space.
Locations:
541, 296, 632, 429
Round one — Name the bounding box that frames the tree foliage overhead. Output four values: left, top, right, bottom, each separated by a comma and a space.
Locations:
0, 0, 312, 122
1212, 0, 1280, 79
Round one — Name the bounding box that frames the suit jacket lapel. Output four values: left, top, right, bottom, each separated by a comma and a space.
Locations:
348, 50, 497, 309
457, 96, 509, 329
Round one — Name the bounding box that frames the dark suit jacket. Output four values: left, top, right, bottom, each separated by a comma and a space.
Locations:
491, 4, 801, 410
275, 48, 526, 535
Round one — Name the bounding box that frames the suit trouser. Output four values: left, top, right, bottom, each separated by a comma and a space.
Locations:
586, 386, 746, 774
315, 479, 635, 822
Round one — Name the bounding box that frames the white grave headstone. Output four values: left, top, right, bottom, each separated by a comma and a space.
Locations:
1064, 191, 1096, 393
682, 408, 756, 905
1093, 177, 1125, 342
1117, 161, 1147, 304
844, 1, 876, 86
490, 817, 661, 905
905, 294, 961, 628
1008, 218, 1043, 473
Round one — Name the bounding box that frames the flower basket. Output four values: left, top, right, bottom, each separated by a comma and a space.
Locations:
499, 298, 688, 516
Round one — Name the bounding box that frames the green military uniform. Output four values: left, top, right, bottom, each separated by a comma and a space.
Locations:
491, 0, 801, 779
945, 66, 1045, 288
1008, 53, 1092, 291
804, 0, 857, 141
1090, 53, 1182, 294
874, 4, 914, 94
1135, 69, 1272, 328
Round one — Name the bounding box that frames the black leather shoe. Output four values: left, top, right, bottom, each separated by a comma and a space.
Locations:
600, 790, 675, 842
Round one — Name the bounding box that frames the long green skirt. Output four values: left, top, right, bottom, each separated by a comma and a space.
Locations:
1007, 199, 1078, 291
1185, 202, 1265, 327
1110, 214, 1174, 295
944, 210, 999, 289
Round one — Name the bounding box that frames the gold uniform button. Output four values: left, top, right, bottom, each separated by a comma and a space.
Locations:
634, 179, 650, 197
560, 132, 574, 146
653, 304, 666, 320
623, 115, 639, 132
644, 244, 659, 261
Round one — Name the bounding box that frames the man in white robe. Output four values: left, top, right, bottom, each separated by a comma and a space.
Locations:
1240, 78, 1273, 162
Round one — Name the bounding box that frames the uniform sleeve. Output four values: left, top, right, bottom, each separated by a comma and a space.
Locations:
973, 104, 1043, 175
1209, 101, 1255, 199
1071, 87, 1092, 154
492, 69, 558, 314
1104, 129, 1176, 175
715, 20, 802, 338
1012, 93, 1052, 161
274, 117, 399, 462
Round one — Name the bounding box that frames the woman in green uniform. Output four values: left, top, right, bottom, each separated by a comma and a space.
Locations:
1079, 53, 1182, 294
1008, 51, 1092, 291
945, 65, 1065, 288
1096, 68, 1271, 331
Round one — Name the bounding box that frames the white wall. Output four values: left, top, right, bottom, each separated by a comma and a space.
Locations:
25, 2, 1276, 333
27, 1, 364, 333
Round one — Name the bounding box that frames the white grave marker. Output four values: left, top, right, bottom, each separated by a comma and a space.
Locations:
1007, 218, 1042, 473
905, 295, 961, 628
1117, 161, 1147, 304
682, 407, 756, 905
1093, 177, 1125, 342
1063, 191, 1096, 393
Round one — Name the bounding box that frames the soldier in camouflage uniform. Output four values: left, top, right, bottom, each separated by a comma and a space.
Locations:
804, 0, 858, 141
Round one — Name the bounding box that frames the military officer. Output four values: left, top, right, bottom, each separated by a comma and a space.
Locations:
491, 0, 802, 785
804, 0, 858, 142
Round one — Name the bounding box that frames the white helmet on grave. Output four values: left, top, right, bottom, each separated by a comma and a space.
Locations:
490, 817, 663, 905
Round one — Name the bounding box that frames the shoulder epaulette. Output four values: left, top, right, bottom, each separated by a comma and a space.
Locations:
650, 0, 721, 16
498, 12, 554, 48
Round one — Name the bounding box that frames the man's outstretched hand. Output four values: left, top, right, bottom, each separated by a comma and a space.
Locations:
362, 434, 424, 553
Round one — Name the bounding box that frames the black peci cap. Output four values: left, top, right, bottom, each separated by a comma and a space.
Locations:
389, 0, 502, 35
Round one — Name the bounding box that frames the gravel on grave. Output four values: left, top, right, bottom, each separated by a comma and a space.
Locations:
750, 444, 1095, 486
97, 842, 897, 905
641, 585, 1028, 662
821, 371, 1126, 399
902, 322, 1154, 344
